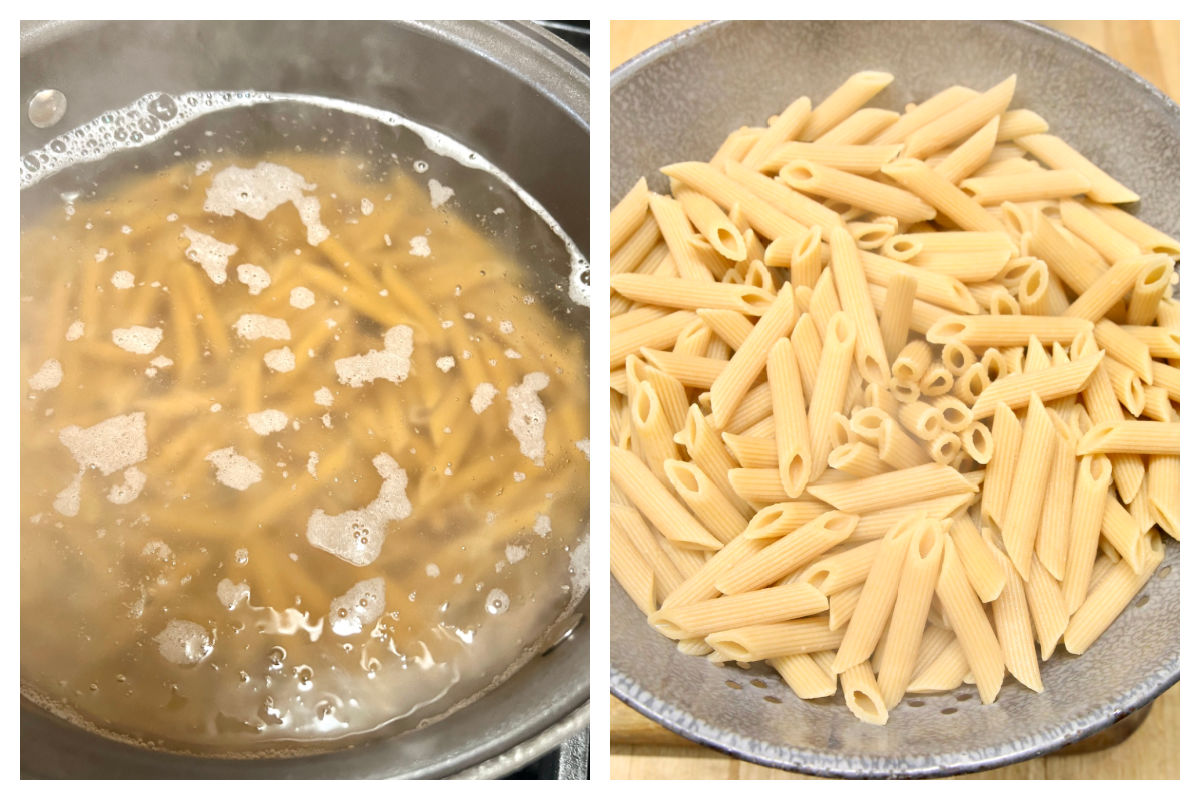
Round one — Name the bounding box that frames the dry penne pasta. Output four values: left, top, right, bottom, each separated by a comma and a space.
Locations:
612, 70, 1179, 727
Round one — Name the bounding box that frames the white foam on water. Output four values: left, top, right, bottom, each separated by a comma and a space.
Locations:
506, 372, 549, 466
216, 578, 251, 610
247, 409, 288, 436
313, 387, 334, 407
533, 513, 552, 538
289, 286, 315, 309
20, 90, 588, 307
28, 359, 63, 390
360, 198, 374, 216
204, 162, 329, 246
428, 179, 455, 209
142, 539, 173, 560
111, 325, 163, 354
52, 470, 83, 517
65, 321, 84, 341
107, 466, 146, 505
328, 577, 386, 637
182, 226, 237, 284
233, 314, 290, 341
236, 263, 271, 295
59, 412, 148, 476
94, 248, 110, 263
408, 236, 431, 257
470, 382, 498, 414
334, 325, 413, 388
154, 620, 213, 665
205, 447, 263, 491
149, 355, 173, 369
505, 544, 527, 565
574, 439, 590, 459
263, 346, 295, 373
435, 356, 455, 373
485, 588, 510, 616
110, 270, 135, 289
306, 451, 319, 479
305, 453, 411, 567
425, 563, 440, 578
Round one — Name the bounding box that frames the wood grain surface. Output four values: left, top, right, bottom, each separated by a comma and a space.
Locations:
608, 19, 1180, 780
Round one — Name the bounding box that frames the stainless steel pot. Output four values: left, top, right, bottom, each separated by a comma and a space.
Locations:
20, 19, 589, 779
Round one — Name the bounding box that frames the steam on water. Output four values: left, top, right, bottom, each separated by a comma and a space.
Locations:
20, 91, 589, 755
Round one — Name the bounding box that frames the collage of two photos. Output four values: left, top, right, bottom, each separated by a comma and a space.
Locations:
19, 19, 1179, 781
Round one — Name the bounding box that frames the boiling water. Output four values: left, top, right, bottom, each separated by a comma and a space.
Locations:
20, 95, 589, 755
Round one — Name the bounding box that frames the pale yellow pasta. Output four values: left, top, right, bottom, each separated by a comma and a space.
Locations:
742, 500, 830, 540
808, 463, 976, 515
611, 273, 772, 315
661, 161, 808, 241
661, 534, 767, 609
740, 95, 813, 170
761, 142, 903, 175
706, 618, 843, 662
1015, 133, 1140, 204
610, 445, 723, 551
721, 432, 778, 469
1035, 420, 1076, 581
1084, 201, 1180, 260
611, 503, 685, 606
830, 227, 893, 384
648, 193, 716, 281
1058, 198, 1140, 263
807, 312, 857, 478
723, 159, 846, 232
1126, 257, 1173, 325
935, 536, 1005, 703
1065, 253, 1170, 321
859, 250, 978, 314
933, 115, 1001, 185
803, 71, 895, 141
817, 108, 900, 145
612, 71, 1179, 729
1076, 420, 1180, 455
629, 379, 681, 484
945, 514, 1003, 604
770, 652, 838, 699
663, 460, 748, 546
800, 539, 882, 595
708, 287, 797, 429
780, 159, 935, 224
960, 169, 1091, 205
611, 309, 696, 368
829, 441, 890, 478
638, 348, 725, 389
840, 661, 888, 725
877, 521, 944, 708
970, 350, 1103, 418
831, 515, 920, 673
878, 271, 917, 365
610, 521, 657, 616
610, 215, 661, 276
716, 511, 857, 595
1064, 532, 1164, 654
989, 544, 1044, 692
1100, 493, 1152, 573
674, 405, 754, 517
881, 157, 1007, 234
1002, 394, 1055, 580
649, 583, 829, 640
903, 75, 1016, 160
611, 176, 650, 253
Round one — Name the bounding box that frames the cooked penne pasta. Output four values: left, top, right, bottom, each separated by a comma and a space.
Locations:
612, 69, 1179, 728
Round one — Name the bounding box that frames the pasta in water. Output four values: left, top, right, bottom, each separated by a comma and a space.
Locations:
21, 97, 589, 754
610, 72, 1178, 725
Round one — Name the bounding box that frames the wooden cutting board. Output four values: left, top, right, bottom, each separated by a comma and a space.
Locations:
608, 19, 1180, 780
